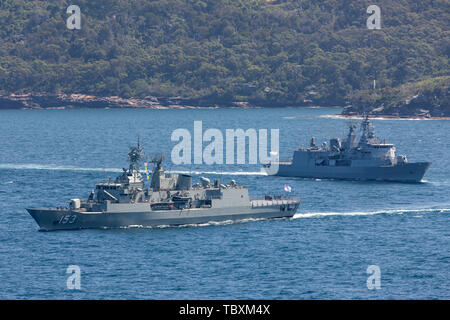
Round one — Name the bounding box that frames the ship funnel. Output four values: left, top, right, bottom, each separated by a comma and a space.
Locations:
176, 174, 192, 190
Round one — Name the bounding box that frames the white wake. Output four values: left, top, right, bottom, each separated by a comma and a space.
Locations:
0, 163, 267, 176
293, 208, 450, 219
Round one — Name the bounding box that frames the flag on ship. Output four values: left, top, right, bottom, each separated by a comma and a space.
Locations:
144, 162, 150, 180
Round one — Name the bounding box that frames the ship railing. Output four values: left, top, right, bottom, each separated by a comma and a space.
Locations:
265, 159, 292, 165
251, 198, 300, 208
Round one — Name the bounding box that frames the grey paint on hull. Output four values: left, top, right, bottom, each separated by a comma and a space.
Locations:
27, 205, 298, 231
275, 161, 431, 182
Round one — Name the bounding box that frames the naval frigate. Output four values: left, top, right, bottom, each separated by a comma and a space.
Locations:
27, 142, 300, 231
263, 115, 431, 182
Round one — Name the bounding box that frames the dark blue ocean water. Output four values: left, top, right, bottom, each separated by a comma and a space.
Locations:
0, 107, 448, 299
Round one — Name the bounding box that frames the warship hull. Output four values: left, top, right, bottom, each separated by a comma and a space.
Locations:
27, 201, 299, 231
269, 161, 431, 182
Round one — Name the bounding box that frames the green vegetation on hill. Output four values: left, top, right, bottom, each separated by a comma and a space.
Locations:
0, 0, 448, 107
344, 76, 449, 117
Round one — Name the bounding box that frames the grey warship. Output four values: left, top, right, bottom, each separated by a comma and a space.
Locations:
264, 116, 431, 182
27, 142, 300, 231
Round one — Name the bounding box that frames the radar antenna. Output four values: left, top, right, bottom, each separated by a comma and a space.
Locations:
128, 138, 144, 172
345, 120, 358, 132
359, 114, 377, 144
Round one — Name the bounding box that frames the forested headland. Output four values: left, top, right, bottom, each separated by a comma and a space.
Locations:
0, 0, 448, 116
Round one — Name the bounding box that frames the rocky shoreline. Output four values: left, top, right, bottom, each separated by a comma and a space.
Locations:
0, 93, 200, 110
342, 98, 450, 119
0, 92, 332, 110
329, 114, 450, 120
1, 91, 448, 120
0, 93, 267, 110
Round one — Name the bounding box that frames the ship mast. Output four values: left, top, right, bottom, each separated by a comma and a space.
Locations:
128, 137, 143, 172
149, 153, 165, 190
345, 122, 357, 150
